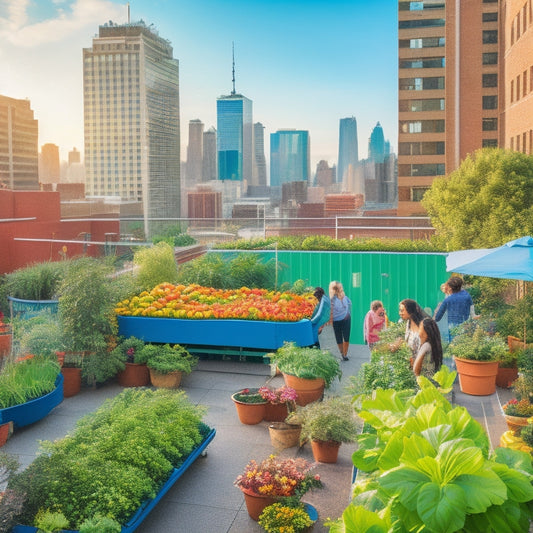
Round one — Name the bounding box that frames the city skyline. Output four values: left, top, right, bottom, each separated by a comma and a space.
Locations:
0, 0, 397, 172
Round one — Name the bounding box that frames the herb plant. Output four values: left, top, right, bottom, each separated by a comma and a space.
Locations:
142, 343, 198, 374
258, 502, 314, 533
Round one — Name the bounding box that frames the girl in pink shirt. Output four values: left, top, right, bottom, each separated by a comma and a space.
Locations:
363, 300, 386, 349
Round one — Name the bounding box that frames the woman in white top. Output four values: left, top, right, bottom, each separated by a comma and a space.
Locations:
413, 317, 443, 378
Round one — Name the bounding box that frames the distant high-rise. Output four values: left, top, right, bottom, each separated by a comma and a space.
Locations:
40, 143, 60, 184
368, 122, 386, 163
202, 127, 217, 182
0, 95, 39, 190
337, 117, 358, 184
270, 130, 310, 187
186, 119, 204, 187
83, 21, 180, 236
315, 160, 336, 188
68, 147, 81, 165
253, 122, 267, 186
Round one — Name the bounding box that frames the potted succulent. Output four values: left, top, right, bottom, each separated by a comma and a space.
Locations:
142, 343, 198, 388
112, 336, 150, 387
446, 321, 507, 395
258, 502, 317, 533
231, 388, 268, 425
258, 385, 297, 422
298, 396, 359, 463
268, 342, 342, 405
233, 455, 322, 521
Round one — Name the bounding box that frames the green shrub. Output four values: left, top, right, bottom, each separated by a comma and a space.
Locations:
133, 242, 178, 290
143, 343, 198, 374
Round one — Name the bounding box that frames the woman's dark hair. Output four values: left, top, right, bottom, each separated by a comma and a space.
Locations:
400, 298, 429, 326
447, 276, 463, 293
314, 287, 325, 300
421, 317, 443, 370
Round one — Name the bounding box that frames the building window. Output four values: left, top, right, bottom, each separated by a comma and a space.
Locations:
399, 77, 445, 90
399, 37, 445, 48
398, 141, 445, 155
524, 70, 528, 95
482, 52, 498, 65
411, 187, 430, 202
399, 163, 445, 176
482, 118, 498, 131
517, 75, 521, 99
511, 79, 515, 102
482, 0, 498, 3
482, 95, 498, 109
399, 19, 445, 28
482, 30, 498, 43
400, 119, 445, 133
482, 12, 498, 22
399, 57, 445, 68
399, 98, 445, 111
399, 1, 445, 9
482, 73, 498, 87
482, 139, 498, 147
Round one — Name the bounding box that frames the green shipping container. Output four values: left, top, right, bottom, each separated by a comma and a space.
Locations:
211, 250, 449, 345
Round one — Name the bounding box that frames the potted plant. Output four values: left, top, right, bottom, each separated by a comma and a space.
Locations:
258, 502, 317, 533
0, 451, 26, 531
34, 510, 69, 533
268, 342, 342, 405
233, 455, 322, 521
231, 388, 268, 425
502, 398, 533, 435
495, 349, 518, 388
446, 321, 507, 395
142, 343, 198, 388
112, 336, 150, 387
60, 352, 84, 398
298, 396, 359, 463
0, 311, 12, 358
258, 385, 297, 422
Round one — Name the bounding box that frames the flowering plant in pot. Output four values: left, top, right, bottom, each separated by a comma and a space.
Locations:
111, 336, 150, 387
502, 398, 533, 435
231, 388, 268, 425
258, 385, 297, 422
258, 502, 316, 533
234, 454, 322, 520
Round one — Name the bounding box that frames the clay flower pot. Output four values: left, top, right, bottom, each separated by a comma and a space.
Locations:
264, 402, 289, 422
118, 362, 150, 387
311, 439, 341, 463
149, 369, 183, 388
240, 486, 278, 521
282, 373, 325, 406
268, 422, 302, 450
231, 392, 267, 425
61, 367, 82, 398
454, 357, 499, 396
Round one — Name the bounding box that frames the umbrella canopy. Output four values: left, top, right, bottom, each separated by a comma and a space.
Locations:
446, 236, 533, 281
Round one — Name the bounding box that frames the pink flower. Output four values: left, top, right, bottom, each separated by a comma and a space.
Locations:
258, 386, 297, 405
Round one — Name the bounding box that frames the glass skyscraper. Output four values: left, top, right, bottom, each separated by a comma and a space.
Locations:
270, 130, 310, 187
368, 122, 386, 163
337, 117, 359, 184
83, 21, 180, 237
216, 94, 253, 182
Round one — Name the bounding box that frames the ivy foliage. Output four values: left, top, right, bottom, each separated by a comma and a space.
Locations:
422, 148, 533, 250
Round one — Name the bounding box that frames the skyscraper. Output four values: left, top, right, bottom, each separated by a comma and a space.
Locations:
0, 95, 39, 190
83, 21, 180, 236
253, 122, 267, 186
186, 119, 204, 187
202, 127, 217, 182
40, 143, 60, 184
216, 94, 253, 182
368, 122, 386, 163
270, 130, 310, 188
398, 1, 500, 215
337, 117, 358, 184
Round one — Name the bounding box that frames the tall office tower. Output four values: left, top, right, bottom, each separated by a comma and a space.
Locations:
0, 95, 39, 190
68, 148, 81, 165
40, 143, 60, 184
186, 119, 204, 187
315, 160, 336, 188
270, 130, 310, 187
398, 1, 501, 215
337, 117, 359, 184
83, 21, 180, 237
216, 93, 253, 182
202, 127, 217, 182
253, 122, 267, 186
368, 122, 386, 163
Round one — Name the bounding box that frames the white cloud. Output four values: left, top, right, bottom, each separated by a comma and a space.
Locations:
0, 0, 126, 47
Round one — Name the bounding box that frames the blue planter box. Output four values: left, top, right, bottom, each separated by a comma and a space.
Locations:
12, 427, 216, 533
118, 316, 314, 351
0, 373, 63, 428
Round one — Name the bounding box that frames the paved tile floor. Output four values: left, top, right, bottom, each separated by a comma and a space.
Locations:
3, 326, 513, 533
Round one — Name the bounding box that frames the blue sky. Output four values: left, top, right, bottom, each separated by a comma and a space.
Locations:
0, 0, 397, 170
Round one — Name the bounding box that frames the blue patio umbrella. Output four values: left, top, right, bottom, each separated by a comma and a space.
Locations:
446, 236, 533, 281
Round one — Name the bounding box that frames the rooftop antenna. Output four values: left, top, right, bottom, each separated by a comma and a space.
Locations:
127, 2, 130, 23
231, 42, 236, 95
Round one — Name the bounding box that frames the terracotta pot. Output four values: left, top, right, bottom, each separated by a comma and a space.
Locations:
149, 369, 183, 388
0, 422, 10, 447
55, 351, 65, 367
282, 373, 325, 406
454, 357, 499, 396
240, 486, 278, 521
268, 422, 302, 450
264, 402, 289, 422
231, 393, 266, 425
118, 362, 150, 387
504, 414, 530, 436
496, 366, 519, 388
0, 332, 12, 357
311, 439, 341, 463
508, 335, 526, 352
61, 367, 82, 398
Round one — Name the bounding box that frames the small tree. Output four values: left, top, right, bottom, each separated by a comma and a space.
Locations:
133, 242, 178, 291
422, 148, 533, 249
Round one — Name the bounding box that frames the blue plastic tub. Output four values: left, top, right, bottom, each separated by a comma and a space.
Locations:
12, 427, 216, 533
0, 373, 63, 428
